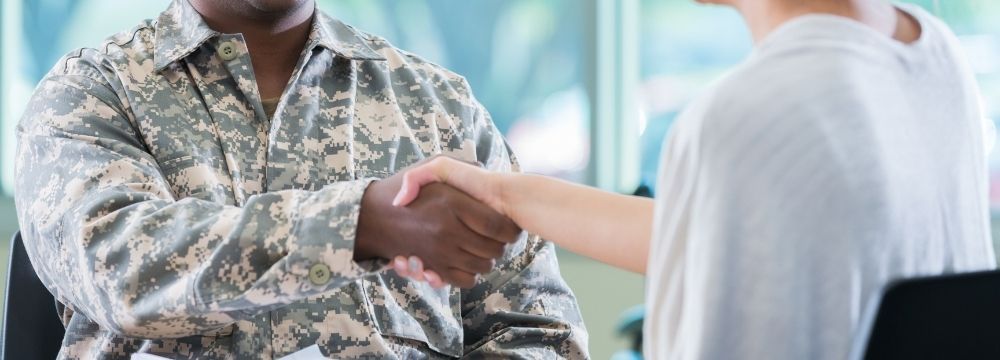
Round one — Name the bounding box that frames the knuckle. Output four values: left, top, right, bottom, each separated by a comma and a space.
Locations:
432, 190, 454, 207
426, 223, 444, 236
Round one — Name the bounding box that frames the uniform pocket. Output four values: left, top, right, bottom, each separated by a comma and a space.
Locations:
361, 273, 464, 358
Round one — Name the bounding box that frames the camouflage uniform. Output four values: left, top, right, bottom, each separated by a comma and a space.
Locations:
13, 1, 588, 358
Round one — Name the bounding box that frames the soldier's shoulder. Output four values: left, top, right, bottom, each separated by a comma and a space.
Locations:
352, 27, 476, 99
48, 19, 157, 82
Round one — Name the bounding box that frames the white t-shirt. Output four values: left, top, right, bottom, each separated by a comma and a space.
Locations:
645, 5, 997, 360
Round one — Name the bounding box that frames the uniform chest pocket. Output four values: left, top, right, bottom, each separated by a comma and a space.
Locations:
362, 273, 464, 358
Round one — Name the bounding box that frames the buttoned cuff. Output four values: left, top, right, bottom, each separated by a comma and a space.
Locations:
284, 178, 386, 292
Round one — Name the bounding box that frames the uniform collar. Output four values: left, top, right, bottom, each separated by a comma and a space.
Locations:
154, 0, 385, 71
310, 11, 387, 62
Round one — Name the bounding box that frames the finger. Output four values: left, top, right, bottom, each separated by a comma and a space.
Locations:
393, 160, 449, 207
456, 249, 495, 274
455, 195, 522, 244
395, 157, 495, 208
393, 256, 411, 277
424, 270, 446, 289
446, 269, 478, 289
452, 229, 507, 259
408, 256, 427, 282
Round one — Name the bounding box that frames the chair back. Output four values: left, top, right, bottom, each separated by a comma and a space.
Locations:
2, 232, 65, 359
852, 270, 1000, 360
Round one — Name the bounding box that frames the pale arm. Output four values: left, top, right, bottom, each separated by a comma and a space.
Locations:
394, 157, 654, 274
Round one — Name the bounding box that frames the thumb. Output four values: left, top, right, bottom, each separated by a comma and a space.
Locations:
392, 160, 447, 207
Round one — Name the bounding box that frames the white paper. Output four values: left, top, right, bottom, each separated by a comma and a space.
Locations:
131, 354, 171, 360
278, 345, 327, 360
130, 345, 325, 360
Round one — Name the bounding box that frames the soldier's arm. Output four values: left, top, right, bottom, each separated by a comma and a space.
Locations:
14, 70, 379, 339
459, 104, 589, 358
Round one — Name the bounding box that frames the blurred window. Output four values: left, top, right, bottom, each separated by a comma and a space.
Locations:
637, 1, 1000, 199
0, 0, 592, 193
317, 0, 592, 182
2, 0, 998, 200
1, 0, 171, 194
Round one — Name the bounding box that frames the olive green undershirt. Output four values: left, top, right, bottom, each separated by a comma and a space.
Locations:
262, 98, 280, 120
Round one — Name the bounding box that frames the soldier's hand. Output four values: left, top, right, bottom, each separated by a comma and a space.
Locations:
391, 255, 443, 288
355, 170, 521, 288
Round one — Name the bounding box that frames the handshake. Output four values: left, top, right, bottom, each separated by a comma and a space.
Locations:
354, 156, 514, 289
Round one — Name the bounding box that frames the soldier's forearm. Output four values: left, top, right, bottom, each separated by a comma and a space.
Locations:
23, 178, 380, 338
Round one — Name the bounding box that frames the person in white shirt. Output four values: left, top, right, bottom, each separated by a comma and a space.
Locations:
388, 0, 997, 358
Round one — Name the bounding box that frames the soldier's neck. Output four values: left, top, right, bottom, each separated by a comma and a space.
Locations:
189, 0, 314, 100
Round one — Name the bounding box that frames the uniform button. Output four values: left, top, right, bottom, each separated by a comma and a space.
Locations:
218, 41, 239, 61
309, 263, 331, 286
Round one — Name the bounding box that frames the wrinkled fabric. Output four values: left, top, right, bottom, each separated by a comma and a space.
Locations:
14, 1, 588, 359
645, 5, 995, 360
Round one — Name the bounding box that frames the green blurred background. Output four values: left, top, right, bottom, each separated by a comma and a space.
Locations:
0, 0, 998, 358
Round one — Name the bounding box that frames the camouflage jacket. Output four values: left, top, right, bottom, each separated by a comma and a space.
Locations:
13, 1, 588, 358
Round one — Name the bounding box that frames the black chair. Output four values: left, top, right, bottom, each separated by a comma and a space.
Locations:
2, 232, 65, 359
851, 270, 1000, 360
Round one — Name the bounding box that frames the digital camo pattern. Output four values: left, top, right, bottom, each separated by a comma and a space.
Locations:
13, 1, 588, 358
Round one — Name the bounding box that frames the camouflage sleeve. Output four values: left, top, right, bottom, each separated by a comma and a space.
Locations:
460, 104, 590, 359
14, 73, 381, 339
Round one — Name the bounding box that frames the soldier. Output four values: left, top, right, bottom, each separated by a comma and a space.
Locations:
13, 0, 588, 358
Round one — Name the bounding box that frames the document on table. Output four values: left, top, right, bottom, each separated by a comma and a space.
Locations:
131, 345, 326, 360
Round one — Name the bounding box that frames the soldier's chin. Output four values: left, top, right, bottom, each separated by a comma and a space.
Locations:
246, 0, 311, 14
